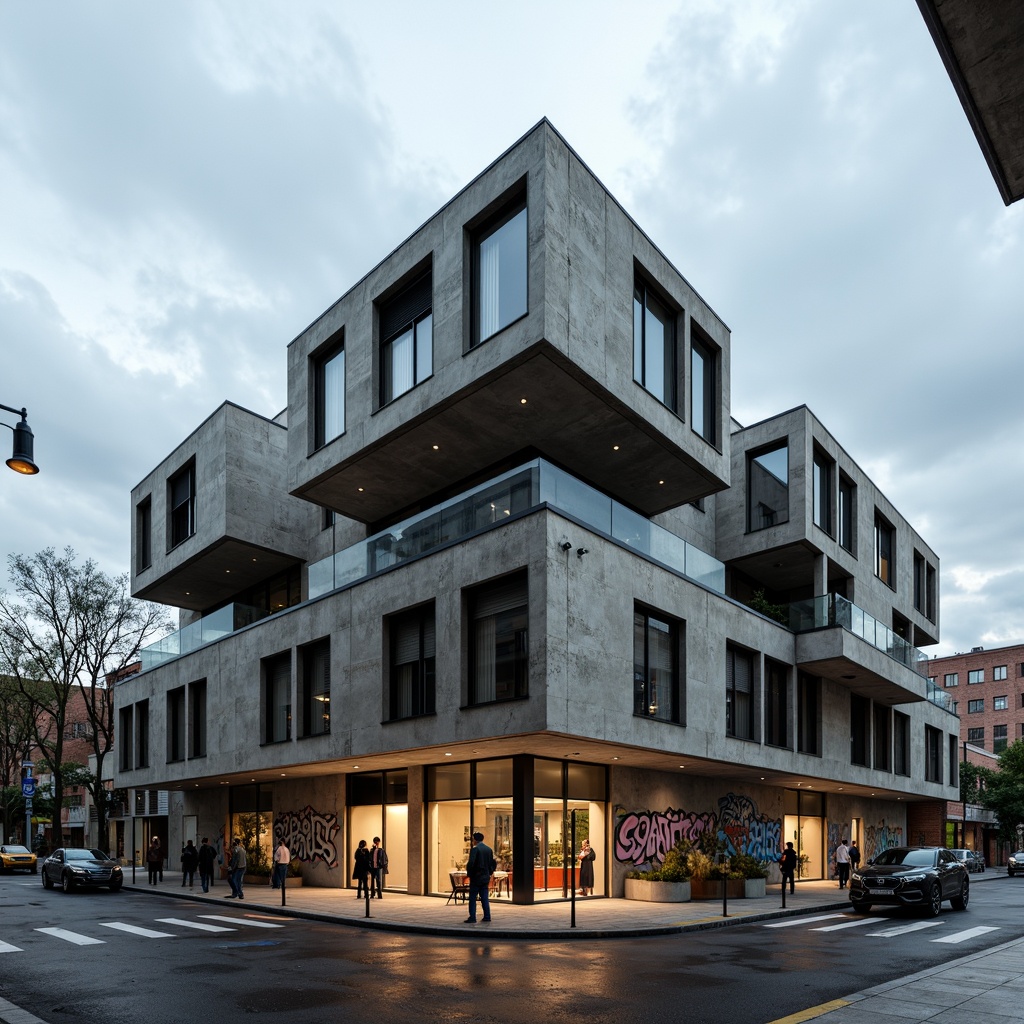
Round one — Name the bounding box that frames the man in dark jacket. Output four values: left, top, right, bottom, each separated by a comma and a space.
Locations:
197, 837, 217, 893
464, 831, 496, 923
779, 842, 797, 894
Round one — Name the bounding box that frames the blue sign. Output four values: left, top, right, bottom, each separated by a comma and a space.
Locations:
22, 778, 35, 798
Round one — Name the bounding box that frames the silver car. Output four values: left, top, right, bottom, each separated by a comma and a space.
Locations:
950, 848, 985, 873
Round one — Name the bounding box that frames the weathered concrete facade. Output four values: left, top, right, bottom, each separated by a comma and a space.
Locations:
119, 121, 958, 902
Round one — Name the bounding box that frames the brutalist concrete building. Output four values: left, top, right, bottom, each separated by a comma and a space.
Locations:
118, 121, 957, 901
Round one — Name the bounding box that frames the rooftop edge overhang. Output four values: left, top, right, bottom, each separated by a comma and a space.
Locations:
295, 343, 728, 525
796, 627, 927, 706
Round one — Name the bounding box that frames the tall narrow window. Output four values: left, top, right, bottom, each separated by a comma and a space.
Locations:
263, 653, 291, 744
813, 449, 833, 535
726, 645, 755, 740
851, 694, 870, 766
168, 462, 195, 548
136, 497, 152, 571
300, 639, 331, 737
118, 706, 134, 772
894, 711, 910, 776
874, 510, 895, 588
633, 607, 682, 724
690, 329, 717, 443
188, 679, 207, 757
167, 686, 185, 762
633, 274, 677, 409
993, 724, 1008, 754
765, 659, 789, 748
748, 442, 789, 531
314, 338, 345, 449
797, 674, 821, 756
873, 704, 891, 771
925, 725, 941, 782
135, 700, 149, 769
838, 473, 855, 553
380, 269, 433, 404
473, 199, 527, 345
390, 606, 436, 720
949, 735, 959, 787
469, 572, 528, 705
913, 551, 927, 614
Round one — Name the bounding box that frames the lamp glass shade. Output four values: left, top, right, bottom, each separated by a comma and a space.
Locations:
6, 419, 38, 475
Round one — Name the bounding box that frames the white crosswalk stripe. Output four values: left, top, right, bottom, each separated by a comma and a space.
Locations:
0, 940, 23, 954
811, 917, 878, 932
35, 927, 105, 946
866, 920, 945, 937
99, 922, 176, 938
763, 914, 845, 928
156, 918, 235, 932
933, 926, 1000, 944
198, 915, 285, 928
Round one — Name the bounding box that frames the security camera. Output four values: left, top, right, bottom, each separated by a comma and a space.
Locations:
560, 540, 572, 551
576, 547, 589, 558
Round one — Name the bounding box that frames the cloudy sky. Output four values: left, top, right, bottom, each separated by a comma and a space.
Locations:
1, 1, 1021, 657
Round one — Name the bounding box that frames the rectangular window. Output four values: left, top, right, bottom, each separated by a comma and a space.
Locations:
633, 607, 682, 724
300, 639, 331, 736
944, 673, 958, 687
894, 711, 910, 776
135, 700, 149, 769
748, 442, 789, 532
967, 727, 985, 744
474, 199, 527, 346
874, 510, 895, 589
926, 564, 936, 622
994, 725, 1008, 754
838, 473, 855, 553
188, 679, 207, 757
968, 669, 984, 684
389, 607, 436, 720
925, 725, 942, 783
263, 652, 291, 744
949, 734, 958, 787
118, 706, 133, 772
380, 269, 433, 404
813, 449, 833, 535
167, 686, 185, 762
136, 497, 152, 571
850, 694, 870, 767
633, 272, 677, 409
873, 704, 891, 771
168, 462, 196, 549
797, 673, 821, 756
726, 645, 755, 740
968, 699, 984, 713
313, 339, 345, 450
994, 695, 1008, 711
764, 659, 789, 748
690, 327, 717, 443
469, 572, 528, 705
994, 665, 1007, 681
913, 551, 926, 614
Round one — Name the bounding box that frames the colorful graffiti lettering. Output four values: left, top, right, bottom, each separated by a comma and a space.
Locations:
865, 820, 903, 860
273, 805, 340, 868
614, 793, 781, 868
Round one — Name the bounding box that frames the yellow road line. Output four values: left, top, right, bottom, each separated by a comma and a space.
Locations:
765, 998, 851, 1023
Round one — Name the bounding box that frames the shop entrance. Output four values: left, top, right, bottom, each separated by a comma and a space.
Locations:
783, 789, 825, 880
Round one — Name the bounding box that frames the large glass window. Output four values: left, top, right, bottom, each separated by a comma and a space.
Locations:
968, 669, 984, 684
874, 510, 895, 589
349, 769, 408, 894
469, 572, 528, 705
748, 443, 789, 532
925, 725, 942, 783
850, 694, 870, 767
380, 269, 432, 404
136, 497, 151, 571
726, 645, 755, 740
765, 659, 789, 748
838, 473, 855, 553
994, 724, 1008, 754
813, 449, 833, 535
135, 699, 149, 769
797, 674, 821, 756
300, 639, 330, 737
633, 274, 677, 409
118, 706, 133, 772
263, 653, 291, 744
873, 704, 890, 771
474, 200, 527, 345
188, 679, 207, 758
894, 711, 910, 776
389, 606, 436, 720
168, 461, 195, 549
690, 329, 717, 443
313, 339, 345, 450
167, 686, 185, 762
944, 673, 959, 687
633, 607, 682, 724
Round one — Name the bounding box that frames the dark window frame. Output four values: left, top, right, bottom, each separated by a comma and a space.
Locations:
851, 694, 870, 767
468, 571, 529, 706
726, 644, 756, 741
633, 605, 684, 725
313, 334, 345, 451
690, 325, 718, 445
633, 270, 679, 411
838, 473, 855, 554
188, 679, 207, 758
925, 725, 942, 783
168, 461, 196, 550
812, 448, 834, 536
874, 510, 895, 590
167, 686, 185, 763
379, 267, 433, 406
389, 606, 436, 721
748, 441, 790, 532
136, 496, 152, 572
764, 659, 790, 748
300, 638, 331, 738
797, 673, 822, 756
471, 195, 528, 348
894, 710, 910, 776
263, 652, 292, 745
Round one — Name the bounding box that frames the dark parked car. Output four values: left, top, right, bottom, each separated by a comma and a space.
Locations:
40, 848, 123, 893
1008, 851, 1024, 876
950, 848, 985, 873
849, 846, 969, 916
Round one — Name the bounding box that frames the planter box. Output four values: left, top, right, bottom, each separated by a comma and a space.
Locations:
690, 878, 744, 900
624, 878, 691, 903
744, 878, 766, 899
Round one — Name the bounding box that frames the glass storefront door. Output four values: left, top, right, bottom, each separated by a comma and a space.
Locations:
784, 789, 825, 880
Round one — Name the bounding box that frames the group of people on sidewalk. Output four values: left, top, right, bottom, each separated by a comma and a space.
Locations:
145, 834, 291, 899
352, 837, 389, 899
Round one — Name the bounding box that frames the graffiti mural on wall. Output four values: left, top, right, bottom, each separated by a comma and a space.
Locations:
614, 793, 781, 868
864, 820, 903, 860
273, 805, 340, 868
826, 822, 843, 879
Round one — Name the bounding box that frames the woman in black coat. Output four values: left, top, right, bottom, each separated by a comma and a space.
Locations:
353, 839, 371, 898
577, 838, 596, 896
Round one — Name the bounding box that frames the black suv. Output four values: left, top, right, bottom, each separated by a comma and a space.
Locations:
849, 846, 969, 916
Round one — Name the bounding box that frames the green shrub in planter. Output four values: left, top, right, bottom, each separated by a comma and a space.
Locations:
730, 853, 769, 880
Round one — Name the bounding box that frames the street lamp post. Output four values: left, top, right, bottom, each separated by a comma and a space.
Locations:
1, 402, 39, 475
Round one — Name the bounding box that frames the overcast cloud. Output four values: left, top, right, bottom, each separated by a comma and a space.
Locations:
1, 1, 1021, 657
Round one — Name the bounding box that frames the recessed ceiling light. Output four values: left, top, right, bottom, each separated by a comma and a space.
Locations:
444, 752, 452, 757
612, 756, 619, 761
353, 765, 360, 769
520, 398, 527, 405
612, 444, 620, 451
659, 479, 664, 485
432, 444, 439, 450
679, 765, 685, 769
225, 569, 231, 573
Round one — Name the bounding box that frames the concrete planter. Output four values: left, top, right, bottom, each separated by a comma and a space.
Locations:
624, 878, 691, 903
744, 877, 766, 899
690, 878, 744, 900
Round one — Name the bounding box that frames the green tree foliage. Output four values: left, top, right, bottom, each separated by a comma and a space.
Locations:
959, 759, 994, 806
979, 739, 1024, 844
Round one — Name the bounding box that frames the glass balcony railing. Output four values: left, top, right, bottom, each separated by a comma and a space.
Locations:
786, 593, 929, 678
139, 460, 726, 671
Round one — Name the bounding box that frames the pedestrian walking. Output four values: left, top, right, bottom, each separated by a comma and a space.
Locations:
180, 839, 199, 889
849, 841, 861, 873
225, 837, 246, 899
835, 838, 851, 889
779, 841, 797, 894
197, 836, 216, 893
464, 830, 496, 924
369, 837, 388, 898
353, 839, 371, 898
146, 837, 162, 886
272, 837, 291, 889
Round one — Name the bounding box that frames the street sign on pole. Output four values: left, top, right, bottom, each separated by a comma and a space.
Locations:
22, 777, 36, 798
